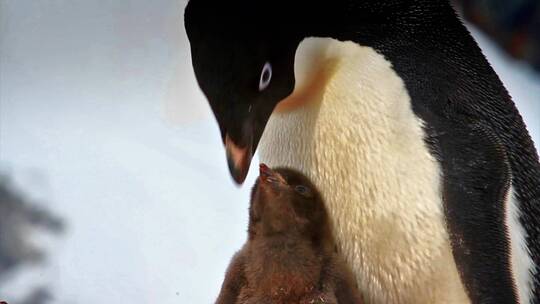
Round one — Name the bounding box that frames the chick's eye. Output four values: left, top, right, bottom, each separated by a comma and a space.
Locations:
259, 62, 272, 91
295, 185, 310, 196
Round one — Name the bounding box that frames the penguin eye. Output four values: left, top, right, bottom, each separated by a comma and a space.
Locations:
295, 185, 311, 197
258, 62, 272, 91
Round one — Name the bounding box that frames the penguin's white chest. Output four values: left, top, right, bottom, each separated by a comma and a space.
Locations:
258, 38, 469, 304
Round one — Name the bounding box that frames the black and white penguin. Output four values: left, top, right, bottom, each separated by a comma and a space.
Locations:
184, 1, 540, 303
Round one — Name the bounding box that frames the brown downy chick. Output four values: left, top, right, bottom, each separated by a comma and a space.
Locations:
216, 164, 363, 304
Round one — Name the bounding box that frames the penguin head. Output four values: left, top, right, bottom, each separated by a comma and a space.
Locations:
185, 0, 440, 183
248, 164, 328, 241
185, 0, 303, 184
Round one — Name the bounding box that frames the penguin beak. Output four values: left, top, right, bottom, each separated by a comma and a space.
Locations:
226, 134, 253, 184
222, 105, 272, 185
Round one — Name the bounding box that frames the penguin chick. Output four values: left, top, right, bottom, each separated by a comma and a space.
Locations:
216, 164, 363, 304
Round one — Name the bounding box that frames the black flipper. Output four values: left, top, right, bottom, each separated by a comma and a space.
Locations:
429, 121, 516, 303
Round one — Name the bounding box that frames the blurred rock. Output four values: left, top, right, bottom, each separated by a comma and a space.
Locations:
0, 173, 64, 302
18, 287, 52, 304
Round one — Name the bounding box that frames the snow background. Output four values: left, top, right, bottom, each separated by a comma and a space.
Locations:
0, 0, 538, 303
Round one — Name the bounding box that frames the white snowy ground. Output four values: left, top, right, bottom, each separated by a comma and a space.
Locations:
0, 1, 538, 303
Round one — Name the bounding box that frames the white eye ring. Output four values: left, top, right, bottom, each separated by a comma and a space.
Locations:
258, 62, 272, 91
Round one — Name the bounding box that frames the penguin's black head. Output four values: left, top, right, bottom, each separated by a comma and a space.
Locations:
185, 0, 303, 184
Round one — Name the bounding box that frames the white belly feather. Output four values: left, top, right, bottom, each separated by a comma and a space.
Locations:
258, 38, 470, 304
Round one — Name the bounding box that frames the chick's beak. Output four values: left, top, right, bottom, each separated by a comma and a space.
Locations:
259, 163, 287, 185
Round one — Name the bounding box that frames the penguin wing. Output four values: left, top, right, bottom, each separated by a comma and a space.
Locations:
322, 255, 364, 304
432, 120, 516, 303
215, 251, 246, 304
334, 272, 364, 304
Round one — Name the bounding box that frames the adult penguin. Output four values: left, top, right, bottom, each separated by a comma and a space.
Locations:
184, 0, 540, 303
